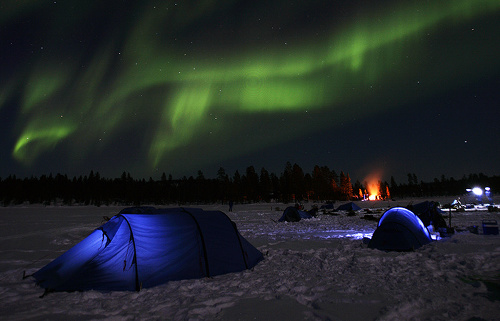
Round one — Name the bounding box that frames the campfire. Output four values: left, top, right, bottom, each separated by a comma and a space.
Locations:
366, 181, 381, 200
362, 170, 387, 201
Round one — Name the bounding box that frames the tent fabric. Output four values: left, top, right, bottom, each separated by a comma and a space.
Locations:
336, 202, 361, 212
33, 207, 263, 292
408, 201, 447, 229
368, 207, 433, 251
278, 206, 313, 222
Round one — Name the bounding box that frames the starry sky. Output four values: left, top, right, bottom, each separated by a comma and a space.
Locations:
1, 0, 499, 183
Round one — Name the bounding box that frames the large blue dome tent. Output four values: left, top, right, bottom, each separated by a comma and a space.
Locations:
32, 207, 263, 293
368, 207, 433, 251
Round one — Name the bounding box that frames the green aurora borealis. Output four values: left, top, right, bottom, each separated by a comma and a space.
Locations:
1, 0, 499, 179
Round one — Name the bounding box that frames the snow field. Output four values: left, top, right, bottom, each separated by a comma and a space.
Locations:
0, 201, 499, 320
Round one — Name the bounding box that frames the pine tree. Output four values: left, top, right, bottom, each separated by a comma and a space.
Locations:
259, 168, 272, 201
346, 173, 353, 200
245, 166, 259, 201
339, 171, 353, 200
291, 163, 305, 201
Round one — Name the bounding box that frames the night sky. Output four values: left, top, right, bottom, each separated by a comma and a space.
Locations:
1, 0, 499, 183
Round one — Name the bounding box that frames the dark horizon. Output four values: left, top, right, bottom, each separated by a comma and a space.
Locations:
1, 160, 499, 187
1, 163, 497, 189
1, 165, 498, 207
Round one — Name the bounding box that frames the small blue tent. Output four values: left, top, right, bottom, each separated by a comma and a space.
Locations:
368, 207, 432, 251
336, 202, 361, 212
278, 206, 313, 222
32, 207, 263, 292
409, 201, 447, 229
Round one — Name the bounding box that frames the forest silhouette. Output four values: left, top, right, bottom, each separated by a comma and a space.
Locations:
1, 162, 498, 206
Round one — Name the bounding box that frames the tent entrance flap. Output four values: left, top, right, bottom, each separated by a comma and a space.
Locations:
117, 214, 140, 291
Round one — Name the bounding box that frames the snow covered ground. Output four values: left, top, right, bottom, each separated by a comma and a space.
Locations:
0, 198, 499, 320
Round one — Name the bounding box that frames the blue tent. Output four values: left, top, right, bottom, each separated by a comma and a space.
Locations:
368, 207, 433, 251
32, 207, 263, 292
278, 206, 313, 222
336, 202, 361, 212
408, 201, 447, 229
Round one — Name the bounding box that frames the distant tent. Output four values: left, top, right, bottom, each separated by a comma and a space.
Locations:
368, 207, 433, 251
32, 207, 263, 292
278, 206, 313, 222
408, 201, 447, 229
336, 202, 361, 212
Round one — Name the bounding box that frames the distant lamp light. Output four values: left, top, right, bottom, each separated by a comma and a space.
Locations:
466, 188, 472, 192
472, 187, 483, 196
485, 187, 491, 192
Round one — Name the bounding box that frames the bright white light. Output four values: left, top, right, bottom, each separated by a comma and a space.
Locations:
472, 187, 483, 196
485, 187, 490, 191
466, 188, 472, 192
430, 234, 442, 241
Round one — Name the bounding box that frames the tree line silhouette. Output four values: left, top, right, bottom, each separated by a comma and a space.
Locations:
1, 162, 498, 206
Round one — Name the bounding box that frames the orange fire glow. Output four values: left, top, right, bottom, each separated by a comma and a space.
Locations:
363, 170, 383, 201
367, 186, 379, 200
